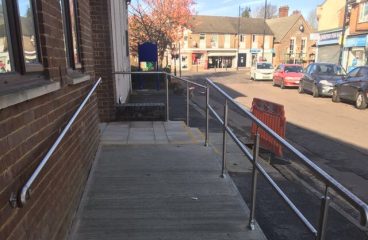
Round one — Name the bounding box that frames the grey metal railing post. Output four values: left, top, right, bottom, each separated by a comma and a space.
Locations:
316, 186, 330, 240
249, 133, 260, 230
221, 99, 228, 178
165, 73, 169, 121
186, 81, 190, 126
205, 85, 209, 147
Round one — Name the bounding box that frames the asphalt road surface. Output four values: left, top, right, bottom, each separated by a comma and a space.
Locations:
170, 70, 368, 240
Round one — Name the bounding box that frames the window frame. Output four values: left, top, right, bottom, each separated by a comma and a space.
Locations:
0, 0, 44, 85
289, 38, 295, 54
61, 0, 82, 71
359, 2, 368, 23
301, 38, 307, 54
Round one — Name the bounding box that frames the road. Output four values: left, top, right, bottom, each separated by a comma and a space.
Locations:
171, 70, 368, 240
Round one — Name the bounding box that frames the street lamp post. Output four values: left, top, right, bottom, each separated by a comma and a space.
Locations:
171, 46, 178, 76
338, 0, 350, 66
262, 0, 268, 61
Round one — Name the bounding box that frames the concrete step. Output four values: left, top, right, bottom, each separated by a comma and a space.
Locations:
116, 103, 165, 121
100, 121, 202, 145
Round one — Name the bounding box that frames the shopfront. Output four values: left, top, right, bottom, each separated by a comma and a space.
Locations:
343, 34, 368, 72
317, 31, 342, 64
207, 52, 236, 69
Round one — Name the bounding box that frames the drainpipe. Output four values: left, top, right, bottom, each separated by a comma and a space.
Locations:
237, 5, 241, 70
338, 0, 349, 66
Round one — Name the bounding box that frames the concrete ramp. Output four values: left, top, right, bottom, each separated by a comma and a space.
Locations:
69, 122, 266, 240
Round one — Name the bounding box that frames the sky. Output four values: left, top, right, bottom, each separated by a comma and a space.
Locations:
195, 0, 325, 18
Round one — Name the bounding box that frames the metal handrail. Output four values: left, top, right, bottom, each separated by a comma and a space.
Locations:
206, 78, 368, 228
10, 78, 102, 208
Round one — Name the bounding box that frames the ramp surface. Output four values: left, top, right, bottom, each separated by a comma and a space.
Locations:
70, 122, 266, 240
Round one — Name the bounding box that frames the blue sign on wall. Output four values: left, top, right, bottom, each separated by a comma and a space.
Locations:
138, 42, 158, 62
345, 35, 367, 48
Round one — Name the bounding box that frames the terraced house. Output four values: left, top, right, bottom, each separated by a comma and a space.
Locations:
177, 15, 274, 71
0, 0, 130, 239
267, 6, 316, 67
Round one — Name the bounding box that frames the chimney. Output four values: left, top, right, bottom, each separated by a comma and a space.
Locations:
292, 10, 301, 15
279, 5, 289, 18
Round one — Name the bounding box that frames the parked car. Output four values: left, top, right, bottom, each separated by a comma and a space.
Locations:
250, 62, 274, 81
298, 63, 346, 97
332, 66, 368, 109
273, 64, 304, 88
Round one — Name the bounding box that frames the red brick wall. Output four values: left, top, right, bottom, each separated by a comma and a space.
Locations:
350, 3, 368, 34
90, 0, 116, 122
272, 15, 316, 67
0, 0, 101, 239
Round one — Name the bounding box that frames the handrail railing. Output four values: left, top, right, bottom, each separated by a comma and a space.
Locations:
100, 71, 368, 239
9, 78, 102, 208
206, 78, 368, 224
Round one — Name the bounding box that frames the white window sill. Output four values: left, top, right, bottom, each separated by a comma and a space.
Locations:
68, 74, 91, 85
0, 81, 60, 110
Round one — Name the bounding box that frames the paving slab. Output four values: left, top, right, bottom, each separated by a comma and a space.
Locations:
70, 144, 267, 240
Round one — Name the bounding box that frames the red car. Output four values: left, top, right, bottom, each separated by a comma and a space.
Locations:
273, 64, 304, 89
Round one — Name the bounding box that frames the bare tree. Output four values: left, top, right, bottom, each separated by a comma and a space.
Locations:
252, 4, 278, 19
307, 9, 318, 30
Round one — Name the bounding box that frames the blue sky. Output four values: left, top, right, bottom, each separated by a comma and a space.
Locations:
195, 0, 325, 18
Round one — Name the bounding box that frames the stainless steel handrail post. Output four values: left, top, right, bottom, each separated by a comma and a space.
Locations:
13, 78, 102, 208
317, 186, 331, 240
205, 85, 209, 147
165, 73, 169, 121
249, 133, 260, 230
186, 81, 190, 126
221, 99, 228, 178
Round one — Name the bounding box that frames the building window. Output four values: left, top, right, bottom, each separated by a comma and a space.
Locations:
199, 33, 205, 40
289, 38, 295, 54
301, 38, 306, 53
359, 3, 368, 23
61, 0, 82, 70
0, 0, 42, 80
240, 35, 245, 42
0, 0, 13, 73
210, 34, 218, 48
17, 0, 40, 65
252, 34, 256, 42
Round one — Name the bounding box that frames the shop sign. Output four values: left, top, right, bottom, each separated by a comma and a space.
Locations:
318, 31, 342, 46
250, 48, 261, 53
345, 35, 367, 48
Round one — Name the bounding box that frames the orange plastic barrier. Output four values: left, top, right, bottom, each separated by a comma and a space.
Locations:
251, 98, 286, 157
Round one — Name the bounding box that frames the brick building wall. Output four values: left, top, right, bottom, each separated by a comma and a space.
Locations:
0, 0, 106, 239
349, 3, 368, 34
272, 17, 315, 67
180, 32, 274, 70
90, 0, 116, 122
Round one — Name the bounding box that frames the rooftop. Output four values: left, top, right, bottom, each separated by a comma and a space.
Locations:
266, 14, 302, 42
189, 15, 273, 35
